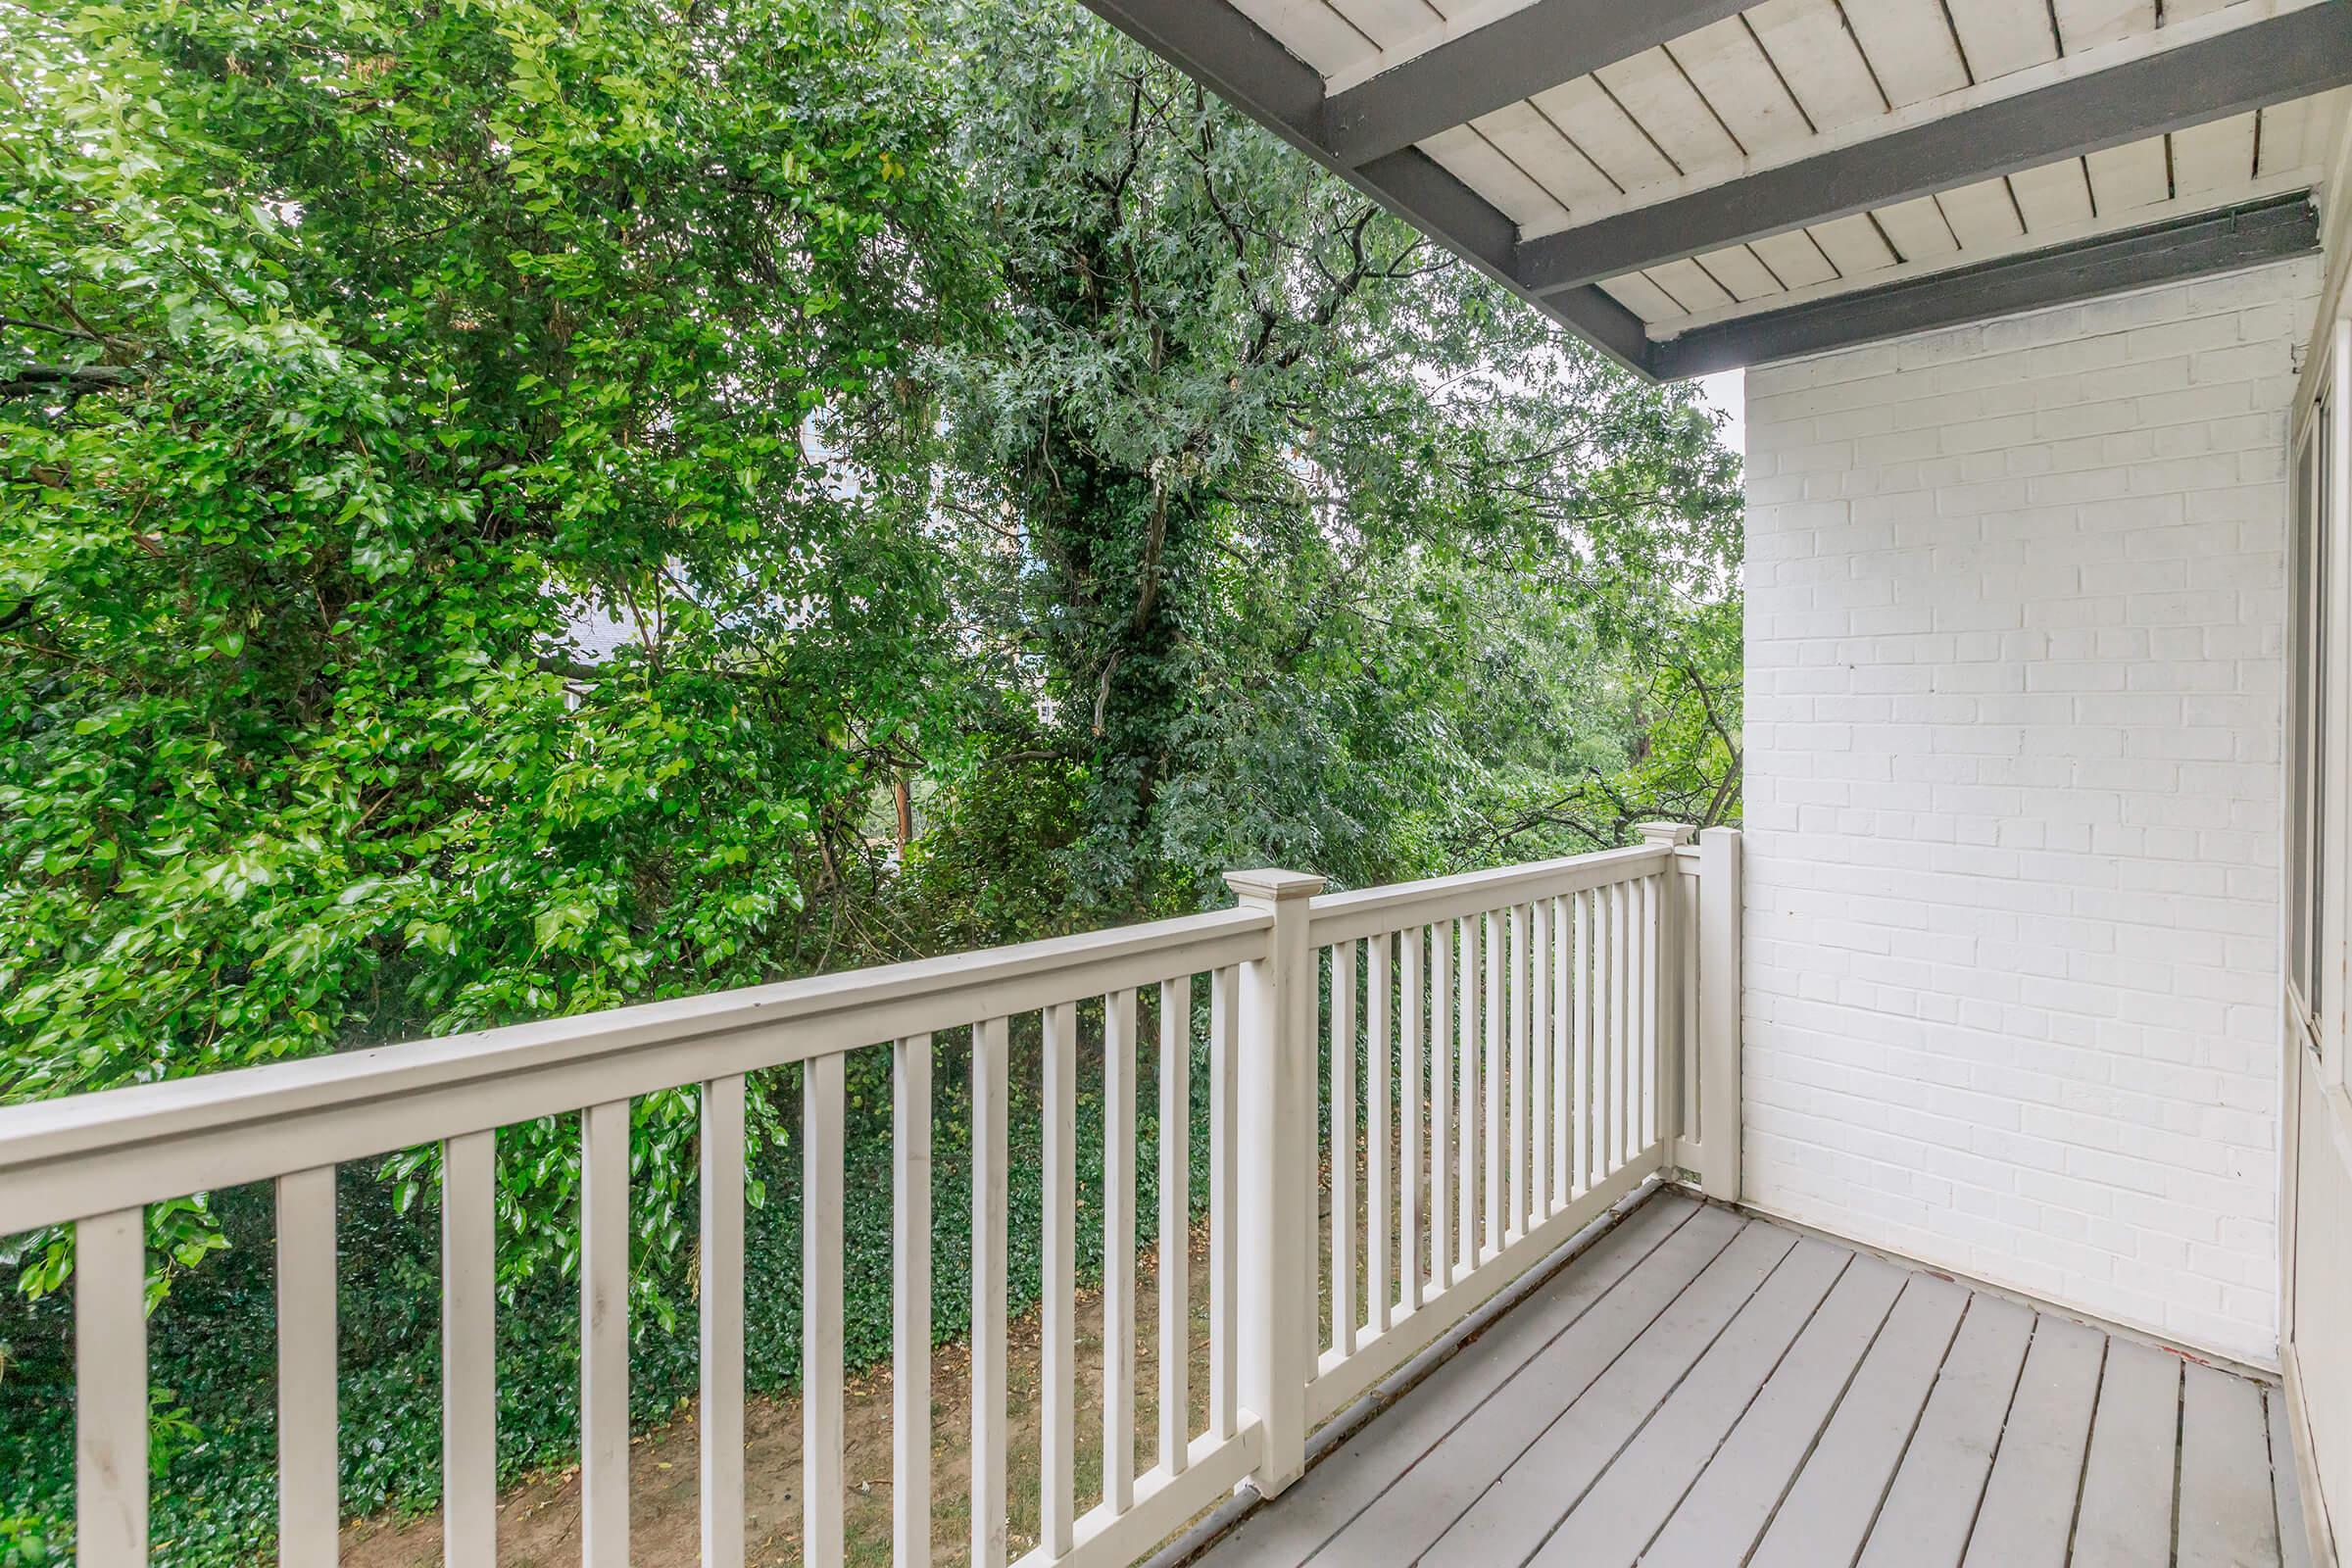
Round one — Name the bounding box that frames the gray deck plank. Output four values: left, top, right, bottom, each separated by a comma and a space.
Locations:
1191, 1199, 2292, 1568
1287, 1202, 1745, 1567
1959, 1316, 2105, 1568
2273, 1386, 2316, 1568
1855, 1294, 2035, 1568
1194, 1191, 1702, 1567
1745, 1271, 1971, 1568
2180, 1362, 2282, 1568
2072, 1339, 2184, 1568
1640, 1252, 1909, 1568
1413, 1220, 1801, 1565
1526, 1236, 1854, 1567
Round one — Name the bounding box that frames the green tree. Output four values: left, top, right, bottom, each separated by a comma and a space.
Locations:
913, 0, 1740, 925
0, 0, 981, 1295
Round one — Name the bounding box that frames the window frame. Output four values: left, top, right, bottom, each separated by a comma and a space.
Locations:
2290, 319, 2352, 1091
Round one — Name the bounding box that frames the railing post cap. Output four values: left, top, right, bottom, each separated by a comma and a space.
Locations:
1636, 822, 1697, 848
1224, 867, 1327, 904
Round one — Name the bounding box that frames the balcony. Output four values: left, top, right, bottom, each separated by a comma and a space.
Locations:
2, 826, 2308, 1567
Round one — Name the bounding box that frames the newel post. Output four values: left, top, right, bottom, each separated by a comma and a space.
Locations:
1225, 867, 1325, 1497
1636, 823, 1696, 1168
1697, 827, 1743, 1202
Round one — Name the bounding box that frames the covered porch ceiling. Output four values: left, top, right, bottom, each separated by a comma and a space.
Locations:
1077, 0, 2352, 380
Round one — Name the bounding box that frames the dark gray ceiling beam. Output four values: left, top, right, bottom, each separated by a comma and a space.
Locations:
1649, 192, 2320, 380
1519, 2, 2352, 297
1075, 0, 1656, 375
1322, 0, 1749, 167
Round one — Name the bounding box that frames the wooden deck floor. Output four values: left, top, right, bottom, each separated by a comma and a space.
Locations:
1198, 1190, 2310, 1568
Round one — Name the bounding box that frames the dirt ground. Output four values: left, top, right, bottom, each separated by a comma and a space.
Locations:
340, 1225, 1223, 1568
339, 1076, 1439, 1568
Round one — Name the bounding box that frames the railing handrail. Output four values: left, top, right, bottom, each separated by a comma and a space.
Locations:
1304, 842, 1668, 946
0, 905, 1271, 1233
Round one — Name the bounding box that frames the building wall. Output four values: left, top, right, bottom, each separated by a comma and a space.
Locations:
1741, 257, 2323, 1364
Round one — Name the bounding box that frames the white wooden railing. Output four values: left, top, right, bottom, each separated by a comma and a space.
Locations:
0, 828, 1740, 1568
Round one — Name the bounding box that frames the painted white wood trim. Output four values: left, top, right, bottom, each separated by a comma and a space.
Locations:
970, 1016, 1011, 1568
803, 1054, 847, 1568
580, 1100, 631, 1568
275, 1167, 339, 1568
1156, 980, 1191, 1477
0, 908, 1273, 1236
892, 1039, 933, 1567
1307, 844, 1667, 945
1042, 999, 1079, 1557
440, 1130, 497, 1568
1103, 986, 1140, 1514
701, 1074, 748, 1568
75, 1207, 147, 1568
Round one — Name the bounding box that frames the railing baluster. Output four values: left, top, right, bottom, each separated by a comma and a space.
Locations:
1455, 915, 1479, 1279
582, 1100, 631, 1568
1613, 880, 1632, 1170
1105, 987, 1139, 1514
701, 1075, 747, 1568
892, 1040, 932, 1567
1401, 926, 1425, 1314
1643, 876, 1662, 1151
1432, 919, 1454, 1292
1552, 896, 1572, 1203
1482, 910, 1503, 1260
1043, 1000, 1078, 1556
75, 1206, 147, 1568
1508, 904, 1530, 1240
1331, 941, 1357, 1356
804, 1056, 847, 1567
1574, 889, 1594, 1195
442, 1129, 497, 1568
1157, 979, 1191, 1477
972, 1016, 1011, 1568
1531, 900, 1553, 1224
1368, 933, 1393, 1336
1209, 966, 1238, 1443
276, 1167, 337, 1568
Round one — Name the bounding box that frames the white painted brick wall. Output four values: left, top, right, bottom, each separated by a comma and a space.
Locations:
1741, 258, 2323, 1365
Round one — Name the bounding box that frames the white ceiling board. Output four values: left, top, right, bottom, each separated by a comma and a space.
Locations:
2085, 134, 2174, 211
1695, 244, 1788, 300
1745, 0, 1888, 132
1466, 102, 1617, 210
1841, 0, 1973, 108
2258, 89, 2348, 175
1665, 17, 1816, 161
1937, 175, 2030, 247
2258, 98, 2315, 177
1873, 194, 1963, 263
1420, 124, 1573, 229
1228, 0, 1378, 76
1527, 75, 1681, 193
2010, 157, 2097, 227
1321, 0, 1445, 52
1598, 272, 1688, 324
1750, 228, 1841, 287
1809, 212, 1901, 276
1650, 256, 1740, 313
2173, 112, 2260, 197
1594, 48, 1745, 182
2051, 0, 2157, 55
2162, 0, 2251, 20
1947, 0, 2061, 83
